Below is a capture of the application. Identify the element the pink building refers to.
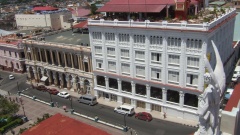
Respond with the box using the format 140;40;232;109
0;40;25;73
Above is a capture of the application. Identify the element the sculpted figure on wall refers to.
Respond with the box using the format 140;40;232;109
195;41;226;135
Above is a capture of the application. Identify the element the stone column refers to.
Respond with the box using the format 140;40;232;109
47;70;53;85
57;51;61;66
166;5;170;18
71;53;74;68
94;75;97;89
30;48;34;61
117;78;122;93
162;88;167;104
64;52;67;67
26;65;31;79
105;76;109;90
146;84;150;100
66;75;71;90
195;5;198;15
50;50;54;65
131;81;135;96
87;57;91;72
39;48;42;62
179;91;185;108
72;75;77;91
33;69;38;82
24;47;28;60
77;55;81;70
44;49;48;63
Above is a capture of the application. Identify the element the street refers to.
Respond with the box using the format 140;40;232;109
0;71;197;135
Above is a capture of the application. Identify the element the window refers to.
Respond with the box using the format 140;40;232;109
92;32;102;39
96;60;103;69
134;35;145;43
168;71;179;83
136;66;145;76
121;49;129;59
121;63;130;74
9;51;11;56
168;37;181;47
107;47;115;56
150;36;162;45
186;74;198;86
15;52;17;57
151;68;161;80
105;33;115;41
135;51;145;60
187;57;199;67
95;46;102;54
108;61;116;71
119;34;130;42
151;53;161;63
168;55;180;65
4;50;6;55
186;39;202;50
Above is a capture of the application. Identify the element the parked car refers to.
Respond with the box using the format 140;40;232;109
114;105;135;116
57;91;70;98
224;88;234;100
78;94;98;106
232;66;240;82
48;88;59;95
135;112;152;122
9;74;15;80
36;85;47;92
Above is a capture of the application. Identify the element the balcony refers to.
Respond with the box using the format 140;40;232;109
88;8;236;31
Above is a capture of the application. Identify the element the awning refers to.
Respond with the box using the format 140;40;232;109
40;76;48;82
73;21;88;28
97;4;166;13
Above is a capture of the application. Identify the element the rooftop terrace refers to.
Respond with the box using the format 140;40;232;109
89;7;236;31
32;29;90;46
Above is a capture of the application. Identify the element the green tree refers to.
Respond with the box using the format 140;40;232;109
0;96;20;115
90;4;98;15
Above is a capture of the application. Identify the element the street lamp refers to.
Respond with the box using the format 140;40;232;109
48;92;53;107
123;114;128;132
69;97;74;113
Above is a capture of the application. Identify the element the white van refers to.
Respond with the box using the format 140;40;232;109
114;105;135;116
77;94;98;106
232;66;240;82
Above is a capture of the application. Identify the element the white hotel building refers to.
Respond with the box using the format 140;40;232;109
88;1;237;120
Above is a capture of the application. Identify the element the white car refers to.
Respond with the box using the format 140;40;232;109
9;75;15;80
57;91;70;98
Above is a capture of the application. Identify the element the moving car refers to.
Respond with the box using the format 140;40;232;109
36;85;47;92
114;105;135;116
57;91;70;98
48;88;59;95
9;75;15;80
78;94;98;106
135;112;153;122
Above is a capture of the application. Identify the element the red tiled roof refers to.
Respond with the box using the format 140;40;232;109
21;113;111;135
67;7;74;12
106;0;175;5
73;21;88;28
98;4;166;13
33;6;58;11
224;84;240;111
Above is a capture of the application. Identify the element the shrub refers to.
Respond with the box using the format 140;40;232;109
0;118;23;133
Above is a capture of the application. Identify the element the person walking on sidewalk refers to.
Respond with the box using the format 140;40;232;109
55;102;59;108
163;112;167;119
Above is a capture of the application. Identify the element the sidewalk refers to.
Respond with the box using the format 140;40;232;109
30;81;198;127
3;94;130;135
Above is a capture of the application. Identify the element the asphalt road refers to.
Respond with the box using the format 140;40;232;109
0;71;197;135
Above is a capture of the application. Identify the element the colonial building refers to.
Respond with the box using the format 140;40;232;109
0;39;25;73
15;6;72;30
23;29;93;94
88;0;237;121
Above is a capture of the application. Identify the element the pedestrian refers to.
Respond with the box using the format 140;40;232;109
130;129;133;135
16;97;18;103
9;97;11;101
55;102;59;108
163;112;167;119
8;91;10;96
11;129;15;135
